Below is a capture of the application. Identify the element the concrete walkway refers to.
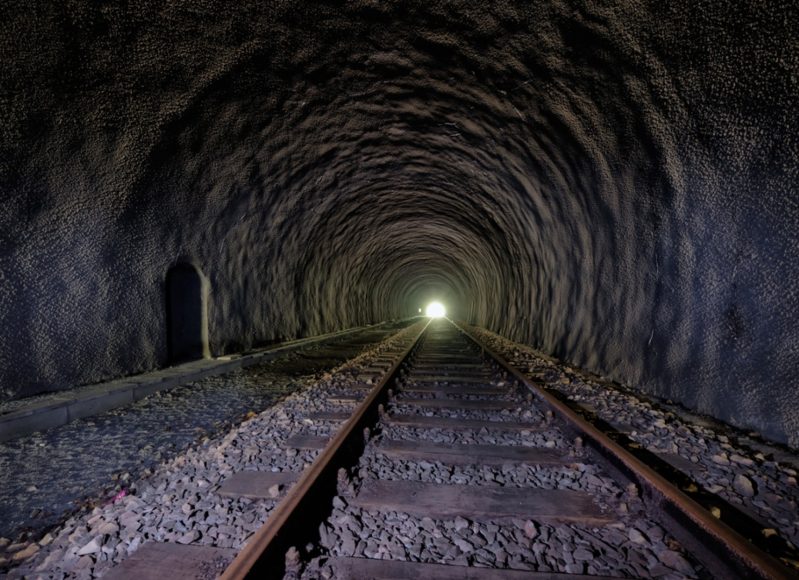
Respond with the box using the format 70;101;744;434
0;321;404;441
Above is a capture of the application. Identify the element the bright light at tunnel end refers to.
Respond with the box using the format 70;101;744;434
425;302;446;318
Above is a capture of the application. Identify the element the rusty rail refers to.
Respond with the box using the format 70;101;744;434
220;319;431;579
220;317;792;579
454;320;793;580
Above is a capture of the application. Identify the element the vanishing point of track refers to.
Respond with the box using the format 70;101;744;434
213;318;792;579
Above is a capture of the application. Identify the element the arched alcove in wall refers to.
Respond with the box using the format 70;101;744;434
165;263;210;363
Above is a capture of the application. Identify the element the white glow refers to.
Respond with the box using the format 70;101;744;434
425;302;446;318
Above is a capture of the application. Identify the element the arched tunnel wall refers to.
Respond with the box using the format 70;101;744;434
1;1;797;445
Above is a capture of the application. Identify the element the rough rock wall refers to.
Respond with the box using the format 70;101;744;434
1;1;797;445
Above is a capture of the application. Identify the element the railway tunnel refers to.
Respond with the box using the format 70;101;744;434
1;1;798;578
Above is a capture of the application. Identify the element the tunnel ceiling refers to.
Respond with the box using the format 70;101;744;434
1;1;798;445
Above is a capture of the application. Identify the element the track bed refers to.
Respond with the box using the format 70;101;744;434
44;319;791;580
212;320;792;579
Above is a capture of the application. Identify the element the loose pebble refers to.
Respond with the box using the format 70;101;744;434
468;326;799;550
1;324;418;578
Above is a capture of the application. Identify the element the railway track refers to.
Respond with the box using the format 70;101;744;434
0;321;417;578
109;319;791;579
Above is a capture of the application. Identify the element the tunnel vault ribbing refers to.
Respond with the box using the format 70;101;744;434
1;1;797;445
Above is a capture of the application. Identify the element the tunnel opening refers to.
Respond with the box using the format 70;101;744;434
425;301;446;318
165;263;210;363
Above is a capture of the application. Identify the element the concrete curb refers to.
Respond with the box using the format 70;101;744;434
0;320;410;442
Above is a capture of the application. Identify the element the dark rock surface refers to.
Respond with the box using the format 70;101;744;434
1;2;797;443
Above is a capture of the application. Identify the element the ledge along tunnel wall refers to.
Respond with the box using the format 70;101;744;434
0;1;797;446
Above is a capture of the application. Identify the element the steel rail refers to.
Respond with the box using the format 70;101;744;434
454;320;793;580
220;319;431;579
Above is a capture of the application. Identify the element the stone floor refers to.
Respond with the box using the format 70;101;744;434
0;323;419;578
2;322;797;577
468;325;799;565
0;327;404;547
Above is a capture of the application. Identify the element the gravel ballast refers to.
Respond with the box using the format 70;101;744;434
0;324;419;577
6;319;787;578
300;322;705;579
466;325;799;558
